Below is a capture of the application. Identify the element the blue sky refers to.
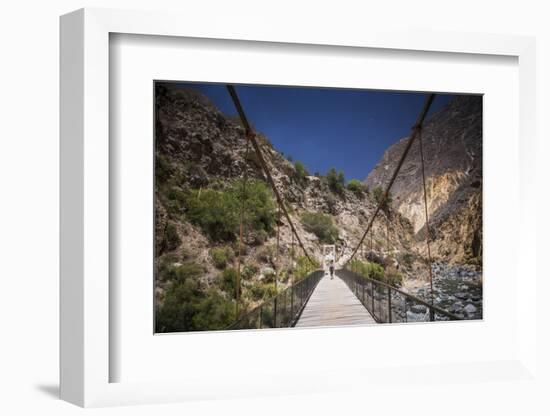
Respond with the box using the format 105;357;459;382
175;82;454;181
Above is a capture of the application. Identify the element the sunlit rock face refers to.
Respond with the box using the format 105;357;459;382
365;96;482;267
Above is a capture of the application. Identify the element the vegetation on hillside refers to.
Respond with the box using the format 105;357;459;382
293;160;309;184
325;167;346;195
210;246;234;269
300;211;339;244
294;256;320;280
155;260;237;332
347;179;367;198
349;259;403;287
163;179;277;242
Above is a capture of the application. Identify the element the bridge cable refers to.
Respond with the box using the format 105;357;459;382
226;85;316;267
344;93;435;267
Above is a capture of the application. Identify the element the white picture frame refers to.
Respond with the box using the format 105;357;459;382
60;7;538;408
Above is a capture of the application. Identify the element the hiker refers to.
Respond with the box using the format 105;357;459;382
329;261;335;279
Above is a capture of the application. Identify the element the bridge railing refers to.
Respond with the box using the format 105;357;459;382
227;270;324;330
338;268;460;323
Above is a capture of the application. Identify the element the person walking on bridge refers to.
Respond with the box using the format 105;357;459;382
329;260;335;280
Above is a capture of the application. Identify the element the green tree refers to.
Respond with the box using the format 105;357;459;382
184;188;240;241
155;260;240;332
182;179;276;242
325;167;345;194
155;275;201;332
230;179;276;237
164;261;203;283
191;290;236;330
349;259;402;287
301;211;339;244
347;179;366;197
350;259;385;281
210;246;234;269
294;160;309;183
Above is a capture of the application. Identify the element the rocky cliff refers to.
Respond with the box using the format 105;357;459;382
364;96;482;267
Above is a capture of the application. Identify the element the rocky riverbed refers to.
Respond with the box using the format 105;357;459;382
407;262;483;320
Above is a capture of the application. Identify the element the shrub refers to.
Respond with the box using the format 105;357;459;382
157;253;179;277
221;267;238;295
372;186;392;212
294;256;320;281
210;247;233;269
182;179;276;242
191;290;236;330
347;179;366;197
262;268;276;283
294;161;309;183
350;259;384;281
156;282;236;332
248;281;276;301
250;229;268;246
325;167;345;194
162;182;193;218
159;261;203;283
279;268;291;283
163;223;181;251
349;259;403;287
230;179;276;236
155;277;200;332
183;188;239;241
162;185;187;217
155;262;237;332
167;187;187;206
242;264;258;280
301;211;339;244
248;282;265;301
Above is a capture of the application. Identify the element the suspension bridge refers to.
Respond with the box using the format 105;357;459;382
225;85;461;330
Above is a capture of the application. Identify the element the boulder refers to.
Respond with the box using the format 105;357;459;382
464;304;477;314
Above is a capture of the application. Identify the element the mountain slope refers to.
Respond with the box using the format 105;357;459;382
365;95;482;266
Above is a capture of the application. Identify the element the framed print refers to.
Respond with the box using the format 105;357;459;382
151;80;482;335
60;7;538;408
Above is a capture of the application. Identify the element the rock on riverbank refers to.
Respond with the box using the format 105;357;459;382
407;262;482;320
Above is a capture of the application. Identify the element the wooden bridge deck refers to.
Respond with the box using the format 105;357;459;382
295;272;377;328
